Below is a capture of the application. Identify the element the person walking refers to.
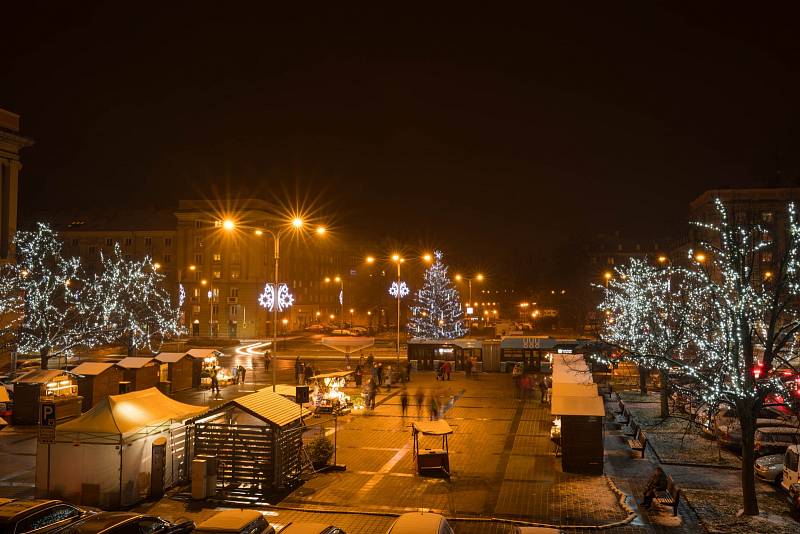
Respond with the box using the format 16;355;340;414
415;389;425;418
386;365;393;391
429;394;439;421
305;362;314;385
377;362;384;386
520;374;531;400
294;357;302;385
400;386;409;417
264;350;272;374
354;364;363;387
406;360;412;382
443;361;451;381
368;380;378;410
539;378;547;403
231;365;239;385
210;367;220;397
465;357;472;379
238;365;247;385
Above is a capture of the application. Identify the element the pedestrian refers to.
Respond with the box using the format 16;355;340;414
264;350;272;373
465;357;472;379
520;374;531;400
367;353;374;369
369;380;378;410
377;362;384;386
443;361;451;381
415;389;425;418
435;361;443;381
406;360;412;382
640;467;668;509
429;394;439;421
231;365;239;384
355;364;363;387
305;362;314;384
386;365;393;391
400;386;409;417
359;351;365;369
210;367;220;397
539;379;547;403
345;351;351;369
294;357;302;385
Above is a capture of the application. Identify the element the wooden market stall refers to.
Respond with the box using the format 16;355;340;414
185;348;222;388
36;387;205;508
309;371;354;415
116;357;159;392
192;389;311;502
550;353;605;475
71;362;124;412
11;370;82;425
412;419;453;478
155;352;193;392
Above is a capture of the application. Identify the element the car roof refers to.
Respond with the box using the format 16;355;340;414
0;500;63;522
195;510;263;532
66;512;142;534
388;512;445;534
756;427;800;435
278;522;333;534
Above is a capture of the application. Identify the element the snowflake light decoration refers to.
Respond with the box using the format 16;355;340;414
389;281;409;298
339;289;343;305
178;284;186;307
258;282;294;312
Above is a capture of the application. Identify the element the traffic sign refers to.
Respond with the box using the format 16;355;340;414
38;401;56;443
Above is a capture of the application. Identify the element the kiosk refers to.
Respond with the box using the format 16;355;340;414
412;420;453;478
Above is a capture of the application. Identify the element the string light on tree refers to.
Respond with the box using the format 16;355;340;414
408;250;466;339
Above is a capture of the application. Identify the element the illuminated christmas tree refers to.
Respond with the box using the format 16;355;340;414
408;250;466;339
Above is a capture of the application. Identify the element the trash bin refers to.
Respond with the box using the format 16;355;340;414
410;360;418;370
474;361;483;373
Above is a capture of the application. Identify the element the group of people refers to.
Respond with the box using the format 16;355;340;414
294;357;316;385
207;364;248;397
512;364;551;402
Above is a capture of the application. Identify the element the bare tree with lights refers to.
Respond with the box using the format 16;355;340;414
87;243;181;356
599;199;800;516
408;250;467;339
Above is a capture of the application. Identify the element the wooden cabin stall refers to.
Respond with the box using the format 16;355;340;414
71;362;124;412
185;349;222;388
116;357;159;392
192;389;311;503
11;370;82;425
155;353;193;392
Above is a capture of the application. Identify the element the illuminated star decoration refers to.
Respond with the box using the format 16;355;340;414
389;281;410;298
339;289;343;306
178;284;186;307
258;282;295;312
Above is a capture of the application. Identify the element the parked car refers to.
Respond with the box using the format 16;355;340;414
194;510;274;534
754;427;800;456
783;445;800;493
717;418;800;448
329;329;352;337
277;522;345;534
0;499;99;534
755;453;786;483
60;512;194;534
304;324;327;333
713;404;798;435
348;326;368;336
386;512;453;534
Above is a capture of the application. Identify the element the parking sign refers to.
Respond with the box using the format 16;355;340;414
38;401;56;443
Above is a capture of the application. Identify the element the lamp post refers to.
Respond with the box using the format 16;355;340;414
455;273;483;322
324;275;345;327
201;278;214;336
391;254;405;361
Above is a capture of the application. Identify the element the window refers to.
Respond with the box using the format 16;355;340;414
213;271;222;280
229;287;239;298
212;288;219;298
194;220;202;229
195;254;203;265
230;270;240;280
15;504;80;534
192;305;200;314
229;305;239;317
144;237;152;246
762;211;774;224
194;236;203;249
607;257;615;265
762;251;773;263
88;246;96;254
164;254;172;264
212;253;222;263
212;304;219;316
71;239;78;247
231;253;241;264
164;237;172;247
214;220;223;228
124;237;132;247
105;238;113;246
194;271;201;282
193;288;199;297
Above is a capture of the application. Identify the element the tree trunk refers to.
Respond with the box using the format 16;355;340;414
659;369;670;418
127;342;137;357
638;365;649;395
738;403;760;515
39;347;50;370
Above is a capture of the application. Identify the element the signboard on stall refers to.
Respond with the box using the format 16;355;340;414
38;401;56;443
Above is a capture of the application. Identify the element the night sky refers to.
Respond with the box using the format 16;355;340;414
3;3;800;280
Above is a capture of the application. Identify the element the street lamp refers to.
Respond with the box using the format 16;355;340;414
391;254;405;360
201;279;215;336
454;273;483;320
603;271;612;288
324;275;345;327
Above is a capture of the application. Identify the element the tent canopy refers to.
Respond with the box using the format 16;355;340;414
58;387;205;436
71;362;118;376
412;420;453;436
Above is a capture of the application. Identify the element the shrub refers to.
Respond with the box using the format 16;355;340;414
306;435;334;466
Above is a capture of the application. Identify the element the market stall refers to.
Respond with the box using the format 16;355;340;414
71;362;124;412
192;389;312;502
308;371;354;415
550;354;605;475
36;387;205;508
155;352;193;392
412;419;453;478
116;357;160;392
11;369;81;425
185;349;223;388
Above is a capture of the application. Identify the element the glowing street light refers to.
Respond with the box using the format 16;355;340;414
292;217;304;229
222;219;235;231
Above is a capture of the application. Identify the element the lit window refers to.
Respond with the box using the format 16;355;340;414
195;254;203;264
762;211;774;224
213;253;222;263
144;237;152;246
164;237;172;247
230;288;239;298
762;252;773;263
213;271;222;280
105;238;113;246
192;305;200;314
212;288;219;298
230;270;240;280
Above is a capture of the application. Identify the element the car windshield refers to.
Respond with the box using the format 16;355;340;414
787;450;800;471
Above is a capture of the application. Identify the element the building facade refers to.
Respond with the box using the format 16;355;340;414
53;199;359;337
0;108;33;262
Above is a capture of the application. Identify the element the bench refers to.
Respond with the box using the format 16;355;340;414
655;475;681;516
613;398;625;415
617;406;631;426
598;383;613;399
627;428;647;458
624;420;639;437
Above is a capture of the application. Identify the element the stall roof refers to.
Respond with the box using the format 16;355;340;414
553;382;598;397
412;420;453;435
116;357;155;369
408;338;483;349
58;387;205;436
155;352;188;363
11;369;67;384
186;348;221;359
551;395;605;417
552;354;593;385
71;362;118;376
259;384;303;398
0;387;9;403
221;389;311;427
